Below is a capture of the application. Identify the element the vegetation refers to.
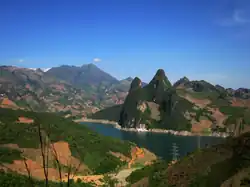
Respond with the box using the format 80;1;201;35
0;170;94;187
219;106;250;128
0;108;132;174
126;160;170;186
0;147;22;164
90;105;122;122
127;132;250;187
93;70;196;131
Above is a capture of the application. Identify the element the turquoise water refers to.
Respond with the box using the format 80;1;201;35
82;122;225;161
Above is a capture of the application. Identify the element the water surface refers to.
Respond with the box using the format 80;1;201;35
82;122;225;161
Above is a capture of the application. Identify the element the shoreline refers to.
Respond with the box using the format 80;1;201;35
74;118;229;138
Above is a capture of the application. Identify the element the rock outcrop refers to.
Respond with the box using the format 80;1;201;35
118;69;194;130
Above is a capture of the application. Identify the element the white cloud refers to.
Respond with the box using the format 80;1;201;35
93;58;102;63
19;59;24;63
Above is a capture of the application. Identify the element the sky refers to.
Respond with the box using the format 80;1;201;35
0;0;250;89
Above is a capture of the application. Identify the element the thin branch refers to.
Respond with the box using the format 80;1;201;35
51;142;63;187
37;122;49;187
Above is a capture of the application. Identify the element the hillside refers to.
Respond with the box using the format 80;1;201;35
0;107;137;186
45;64;119;90
91;69;250;135
127;132;250;187
0;65;133;117
0;107;159;186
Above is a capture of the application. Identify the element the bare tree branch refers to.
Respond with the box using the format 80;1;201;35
50;142;63;187
37;122;49;187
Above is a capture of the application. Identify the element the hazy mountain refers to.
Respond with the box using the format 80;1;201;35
45;63;119;88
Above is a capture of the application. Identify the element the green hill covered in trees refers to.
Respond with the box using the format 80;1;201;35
0;107;134;186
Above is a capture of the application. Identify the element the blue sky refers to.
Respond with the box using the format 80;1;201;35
0;0;250;89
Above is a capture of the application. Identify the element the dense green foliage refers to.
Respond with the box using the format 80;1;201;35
0;108;132;174
0;170;94;187
219;106;246;116
126;160;170;186
0;147;22;164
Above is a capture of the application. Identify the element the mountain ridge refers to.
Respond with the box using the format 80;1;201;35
1;64;250;124
91;69;250;136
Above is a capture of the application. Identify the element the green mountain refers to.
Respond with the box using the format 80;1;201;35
93;69;195;131
127;132;250;187
91;69;250;135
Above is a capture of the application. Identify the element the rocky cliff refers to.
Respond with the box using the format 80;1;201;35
118;69;194;130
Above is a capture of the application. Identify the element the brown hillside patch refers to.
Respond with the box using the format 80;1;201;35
0;98;18;109
50;141;90;173
208;107;227;127
191;119;212;133
231;97;250;108
180;94;211;108
3;159;63;181
1;141;90;179
16;117;34;124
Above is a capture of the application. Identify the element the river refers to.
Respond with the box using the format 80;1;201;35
82;122;225;161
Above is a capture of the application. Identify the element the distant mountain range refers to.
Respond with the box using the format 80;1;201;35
0;64;135;117
0;64;249;127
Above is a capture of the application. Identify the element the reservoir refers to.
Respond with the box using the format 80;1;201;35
82;122;225;161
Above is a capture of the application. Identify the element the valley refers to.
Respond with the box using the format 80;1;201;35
1;64;250;186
